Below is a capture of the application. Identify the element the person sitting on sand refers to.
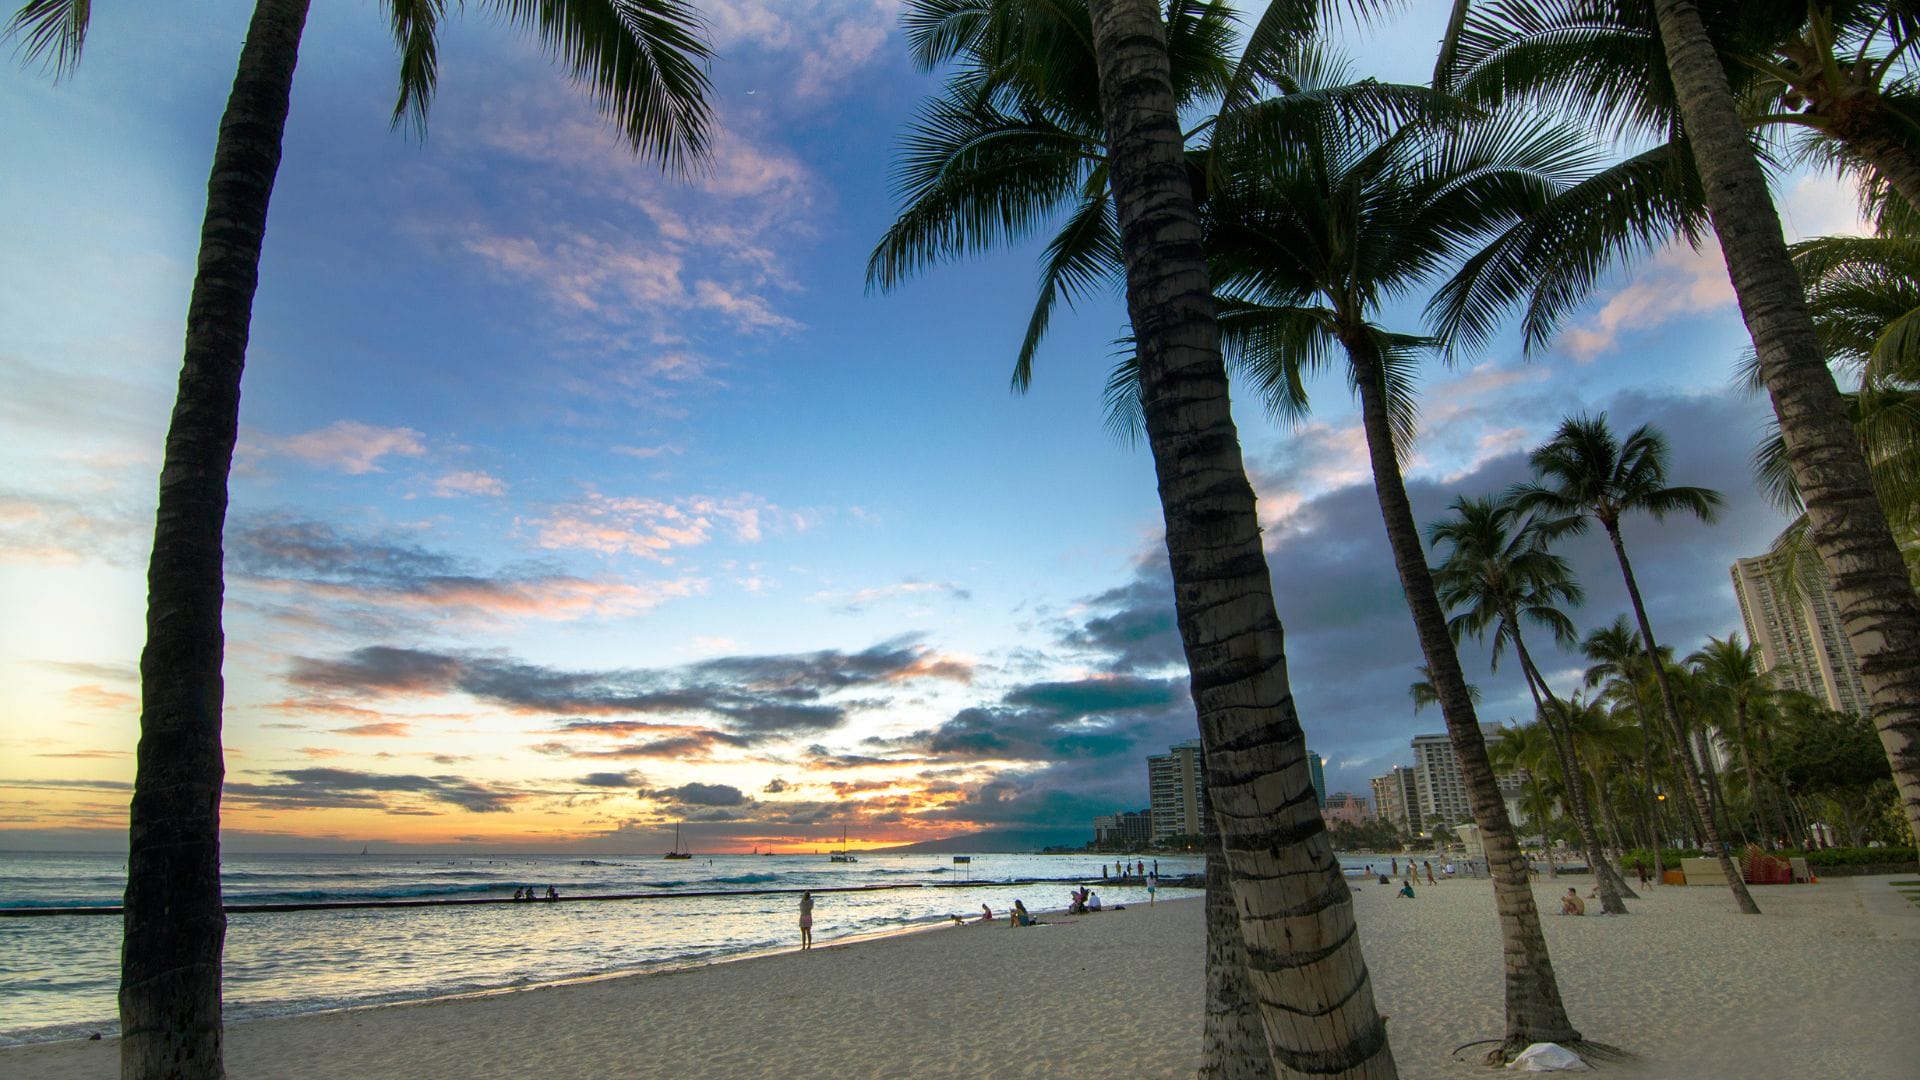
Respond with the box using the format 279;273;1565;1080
1397;881;1415;899
1010;899;1037;927
979;903;993;923
1561;888;1586;916
1087;891;1102;912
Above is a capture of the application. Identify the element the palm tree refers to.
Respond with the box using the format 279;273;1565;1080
1515;413;1760;910
876;3;1394;1072
1431;0;1920;847
1581;618;1687;882
1193;56;1593;1053
1428;493;1633;913
1434;1;1920;211
1489;721;1565;872
1689;634;1795;844
6;3;712;1075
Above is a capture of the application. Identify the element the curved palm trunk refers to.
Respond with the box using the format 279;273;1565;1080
1086;2;1392;1074
1599;521;1754;908
1352;353;1580;1052
1509;632;1629;914
122;1;313;1076
1654;0;1920;856
1199;830;1272;1080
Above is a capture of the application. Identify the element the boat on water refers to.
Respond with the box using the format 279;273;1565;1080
663;823;693;860
828;827;857;863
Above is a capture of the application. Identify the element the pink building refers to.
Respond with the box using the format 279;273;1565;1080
1321;791;1371;828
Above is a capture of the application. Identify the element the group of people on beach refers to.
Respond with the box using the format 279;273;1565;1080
510;886;558;901
1102;859;1155;882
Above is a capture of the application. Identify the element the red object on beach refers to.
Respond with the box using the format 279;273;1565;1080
1740;851;1792;885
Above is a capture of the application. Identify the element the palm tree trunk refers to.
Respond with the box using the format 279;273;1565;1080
121;2;313;1076
1086;2;1392;1074
1636;714;1665;883
1510;632;1629;913
1653;0;1920;855
1564;733;1638;898
1199;832;1273;1080
1351;351;1580;1051
1600;519;1760;910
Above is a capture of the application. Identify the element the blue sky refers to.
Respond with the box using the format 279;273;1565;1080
0;0;1858;852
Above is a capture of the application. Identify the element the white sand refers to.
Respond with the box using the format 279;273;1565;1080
9;876;1917;1079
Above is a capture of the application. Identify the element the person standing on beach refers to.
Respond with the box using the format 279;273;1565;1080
1424;860;1435;886
799;891;814;950
1146;872;1157;905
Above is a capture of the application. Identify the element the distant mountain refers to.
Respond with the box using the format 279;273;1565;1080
876;827;1088;854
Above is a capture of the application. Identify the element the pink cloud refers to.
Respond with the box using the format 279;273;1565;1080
1562;242;1735;360
533;492;776;560
265;420;426;475
433;470;507;498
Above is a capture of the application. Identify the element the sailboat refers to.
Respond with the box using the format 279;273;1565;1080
663;823;693;860
828;827;857;863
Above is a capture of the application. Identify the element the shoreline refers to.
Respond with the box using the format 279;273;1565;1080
9;878;1916;1078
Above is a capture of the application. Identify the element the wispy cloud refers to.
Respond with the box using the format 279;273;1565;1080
230;517;700;624
433;470;506;498
258;420;427;475
531;491;775;561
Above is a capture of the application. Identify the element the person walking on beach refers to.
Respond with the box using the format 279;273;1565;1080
799;891;814;950
1424;860;1435;886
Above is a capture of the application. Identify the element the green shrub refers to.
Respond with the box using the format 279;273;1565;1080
1797;846;1917;866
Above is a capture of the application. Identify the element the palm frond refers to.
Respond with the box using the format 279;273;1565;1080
387;0;447;136
5;0;89;79
1012;177;1119;391
484;0;713;172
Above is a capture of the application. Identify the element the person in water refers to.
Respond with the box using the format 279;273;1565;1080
799;891;815;949
545;885;558;900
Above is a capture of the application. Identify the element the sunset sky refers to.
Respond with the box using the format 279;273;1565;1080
0;1;1857;853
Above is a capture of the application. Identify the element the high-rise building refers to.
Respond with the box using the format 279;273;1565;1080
1410;727;1526;831
1369;765;1419;834
1092;809;1152;847
1730;546;1871;716
1147;739;1211;840
1307;751;1327;805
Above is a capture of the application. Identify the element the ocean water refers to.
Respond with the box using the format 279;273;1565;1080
0;850;1206;1044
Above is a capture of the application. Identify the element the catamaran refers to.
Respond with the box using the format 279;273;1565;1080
828;826;857;863
663;823;693;860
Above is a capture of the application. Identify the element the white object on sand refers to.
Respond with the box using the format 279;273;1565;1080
1505;1043;1589;1071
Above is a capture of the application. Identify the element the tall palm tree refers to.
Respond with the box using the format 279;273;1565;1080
1194;51;1592;1052
1431;0;1920;847
6;3;712;1075
877;3;1395;1072
1515;413;1760;910
1428;493;1633;913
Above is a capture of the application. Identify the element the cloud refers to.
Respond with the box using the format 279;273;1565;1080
229;517;698;623
289;639;972;746
0;491;145;565
433;470;507;497
224;767;526;814
332;722;411;737
1561;242;1735;360
763;778;790;793
259;420;427;475
577;770;645;788
530;491;777;560
642;782;748;807
822;579;973;612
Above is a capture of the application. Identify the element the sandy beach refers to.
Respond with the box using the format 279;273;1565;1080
9;875;1917;1079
